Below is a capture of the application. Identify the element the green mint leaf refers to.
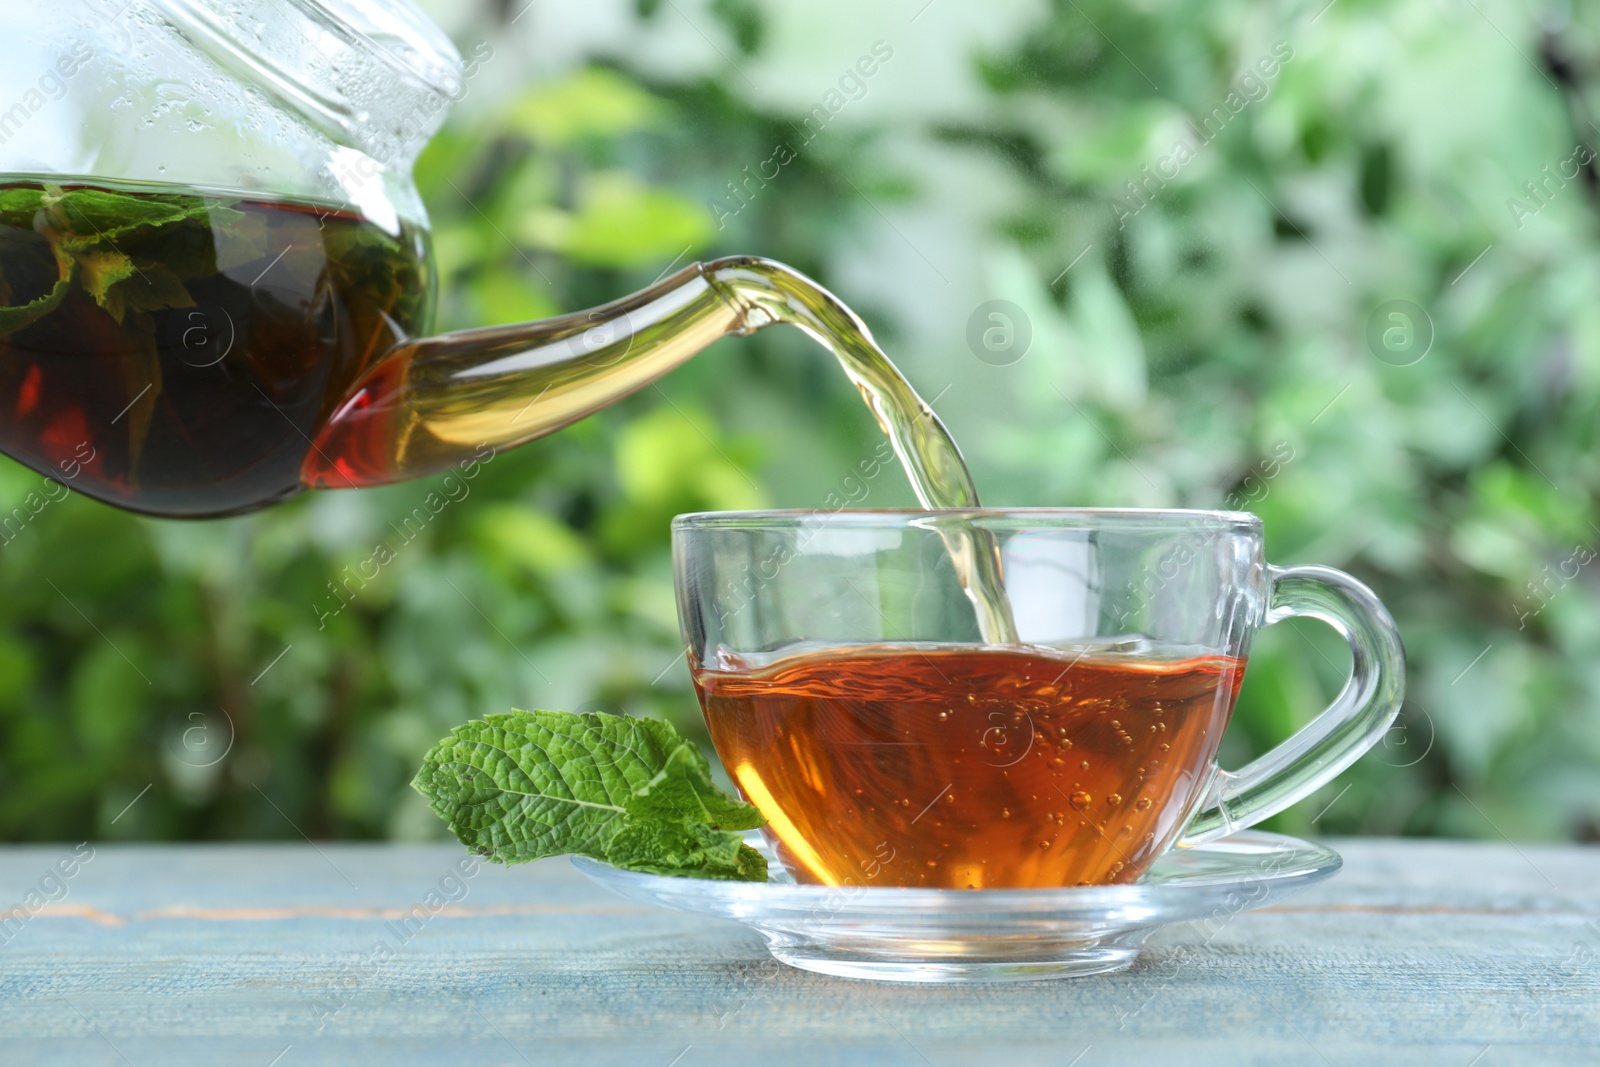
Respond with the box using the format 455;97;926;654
0;215;69;338
73;246;138;310
629;737;767;831
730;841;767;882
121;204;240;282
99;262;196;323
322;216;432;334
0;188;44;229
603;817;763;881
35;186;240;288
0;274;68;338
42;186;210;240
412;709;768;881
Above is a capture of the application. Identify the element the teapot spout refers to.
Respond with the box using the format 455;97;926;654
303;258;766;490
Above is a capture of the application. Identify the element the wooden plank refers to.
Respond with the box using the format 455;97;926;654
0;839;1595;1066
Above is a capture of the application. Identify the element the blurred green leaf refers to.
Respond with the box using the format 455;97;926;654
472;505;594;582
505;68;664;146
527;171;712;267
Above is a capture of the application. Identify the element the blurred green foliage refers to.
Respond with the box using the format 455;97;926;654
948;0;1600;843
2;0;1598;844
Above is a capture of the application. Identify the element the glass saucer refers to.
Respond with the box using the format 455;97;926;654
572;830;1340;983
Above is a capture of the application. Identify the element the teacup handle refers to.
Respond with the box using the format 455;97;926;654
1178;564;1406;847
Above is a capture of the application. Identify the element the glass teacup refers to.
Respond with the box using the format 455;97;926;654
673;509;1404;890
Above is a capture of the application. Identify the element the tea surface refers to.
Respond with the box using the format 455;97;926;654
0;179;428;516
695;644;1245;888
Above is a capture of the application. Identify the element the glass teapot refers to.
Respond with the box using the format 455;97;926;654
0;0;892;518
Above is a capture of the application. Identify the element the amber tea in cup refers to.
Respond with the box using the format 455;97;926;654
674;510;1404;891
695;644;1245;888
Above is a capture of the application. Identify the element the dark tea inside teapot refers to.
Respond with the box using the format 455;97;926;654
0;181;431;515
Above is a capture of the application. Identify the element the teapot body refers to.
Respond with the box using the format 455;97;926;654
0;0;461;515
0;1;845;520
0;0;461;233
0;179;435;515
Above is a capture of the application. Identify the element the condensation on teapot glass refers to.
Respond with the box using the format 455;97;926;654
0;0;462;233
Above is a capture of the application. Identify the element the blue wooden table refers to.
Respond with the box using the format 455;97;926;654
0;838;1595;1066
